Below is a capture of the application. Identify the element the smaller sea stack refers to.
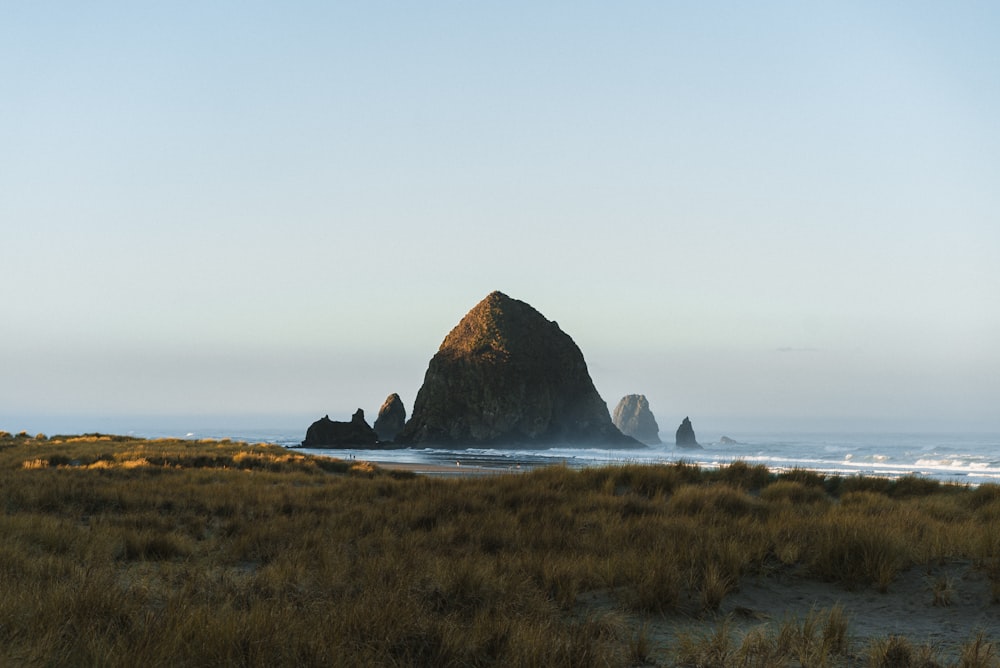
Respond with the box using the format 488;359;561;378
612;394;661;445
302;410;378;447
373;393;406;442
675;416;701;449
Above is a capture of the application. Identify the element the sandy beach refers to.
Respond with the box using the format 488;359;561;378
565;561;1000;662
715;561;996;660
370;460;528;477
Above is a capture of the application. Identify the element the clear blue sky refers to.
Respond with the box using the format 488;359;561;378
3;2;998;434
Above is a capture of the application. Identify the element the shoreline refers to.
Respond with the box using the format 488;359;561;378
369;460;529;477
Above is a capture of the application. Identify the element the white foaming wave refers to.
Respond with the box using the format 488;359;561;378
915;457;995;471
294;434;1000;484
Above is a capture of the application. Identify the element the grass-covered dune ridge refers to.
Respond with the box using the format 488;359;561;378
2;432;999;666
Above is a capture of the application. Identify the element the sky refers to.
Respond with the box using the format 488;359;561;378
3;2;999;436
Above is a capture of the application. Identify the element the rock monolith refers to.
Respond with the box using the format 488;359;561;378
612;394;661;445
398;291;638;448
373;393;406;442
675;416;701;448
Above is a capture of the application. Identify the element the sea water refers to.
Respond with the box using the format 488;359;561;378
16;417;996;484
159;427;1000;485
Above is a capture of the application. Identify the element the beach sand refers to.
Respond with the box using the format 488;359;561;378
371;460;527;477
722;561;999;646
573;560;1000;661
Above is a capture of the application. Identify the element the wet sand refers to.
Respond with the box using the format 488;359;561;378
371;460;528;477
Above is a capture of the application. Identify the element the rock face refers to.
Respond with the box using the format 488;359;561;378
398;291;638;448
302;410;378;447
373;393;406;442
719;436;739;445
612;394;661;445
675;416;701;448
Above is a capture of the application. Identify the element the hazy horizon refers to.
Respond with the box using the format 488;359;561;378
4;3;998;435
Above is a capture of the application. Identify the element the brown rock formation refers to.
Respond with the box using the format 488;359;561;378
675;416;701;449
398;291;639;448
612;394;661;445
302;410;378;447
373;393;406;442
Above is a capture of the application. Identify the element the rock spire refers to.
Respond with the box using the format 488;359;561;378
675;416;701;449
373;393;406;442
612;394;661;445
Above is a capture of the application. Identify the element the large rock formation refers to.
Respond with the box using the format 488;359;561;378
302;410;378;447
612;394;661;445
397;291;639;448
373;393;406;442
675;416;701;449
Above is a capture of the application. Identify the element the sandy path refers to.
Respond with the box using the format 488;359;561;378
723;561;998;648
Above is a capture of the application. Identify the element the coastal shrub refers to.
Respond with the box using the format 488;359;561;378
758;605;853;665
890;474;941;498
968;483;1000;511
674;619;736;667
118;529;194;561
621;558;683;613
668;483;763;518
867;635;922;668
806;510;911;591
841;475;893;496
580;461;700;498
959;631;998;668
780;467;828;489
713;460;772;490
760;480;830;507
698;562;733;612
839;490;897;515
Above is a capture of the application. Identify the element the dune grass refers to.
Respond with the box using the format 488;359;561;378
1;432;998;666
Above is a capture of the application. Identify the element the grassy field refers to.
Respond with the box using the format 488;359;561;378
1;431;999;666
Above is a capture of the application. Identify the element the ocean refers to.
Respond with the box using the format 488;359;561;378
10;416;997;484
122;425;999;485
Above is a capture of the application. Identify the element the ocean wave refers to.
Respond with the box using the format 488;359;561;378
213;429;1000;485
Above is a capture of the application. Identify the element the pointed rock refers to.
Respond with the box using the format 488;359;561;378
398;291;639;448
675;416;701;449
612;394;661;445
373;393;406;442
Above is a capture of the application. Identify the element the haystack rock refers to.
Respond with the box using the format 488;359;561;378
397;291;639;448
675;416;701;448
302;409;378;447
612;394;661;445
373;393;406;442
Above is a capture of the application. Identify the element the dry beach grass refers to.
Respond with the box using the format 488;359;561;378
1;431;999;666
